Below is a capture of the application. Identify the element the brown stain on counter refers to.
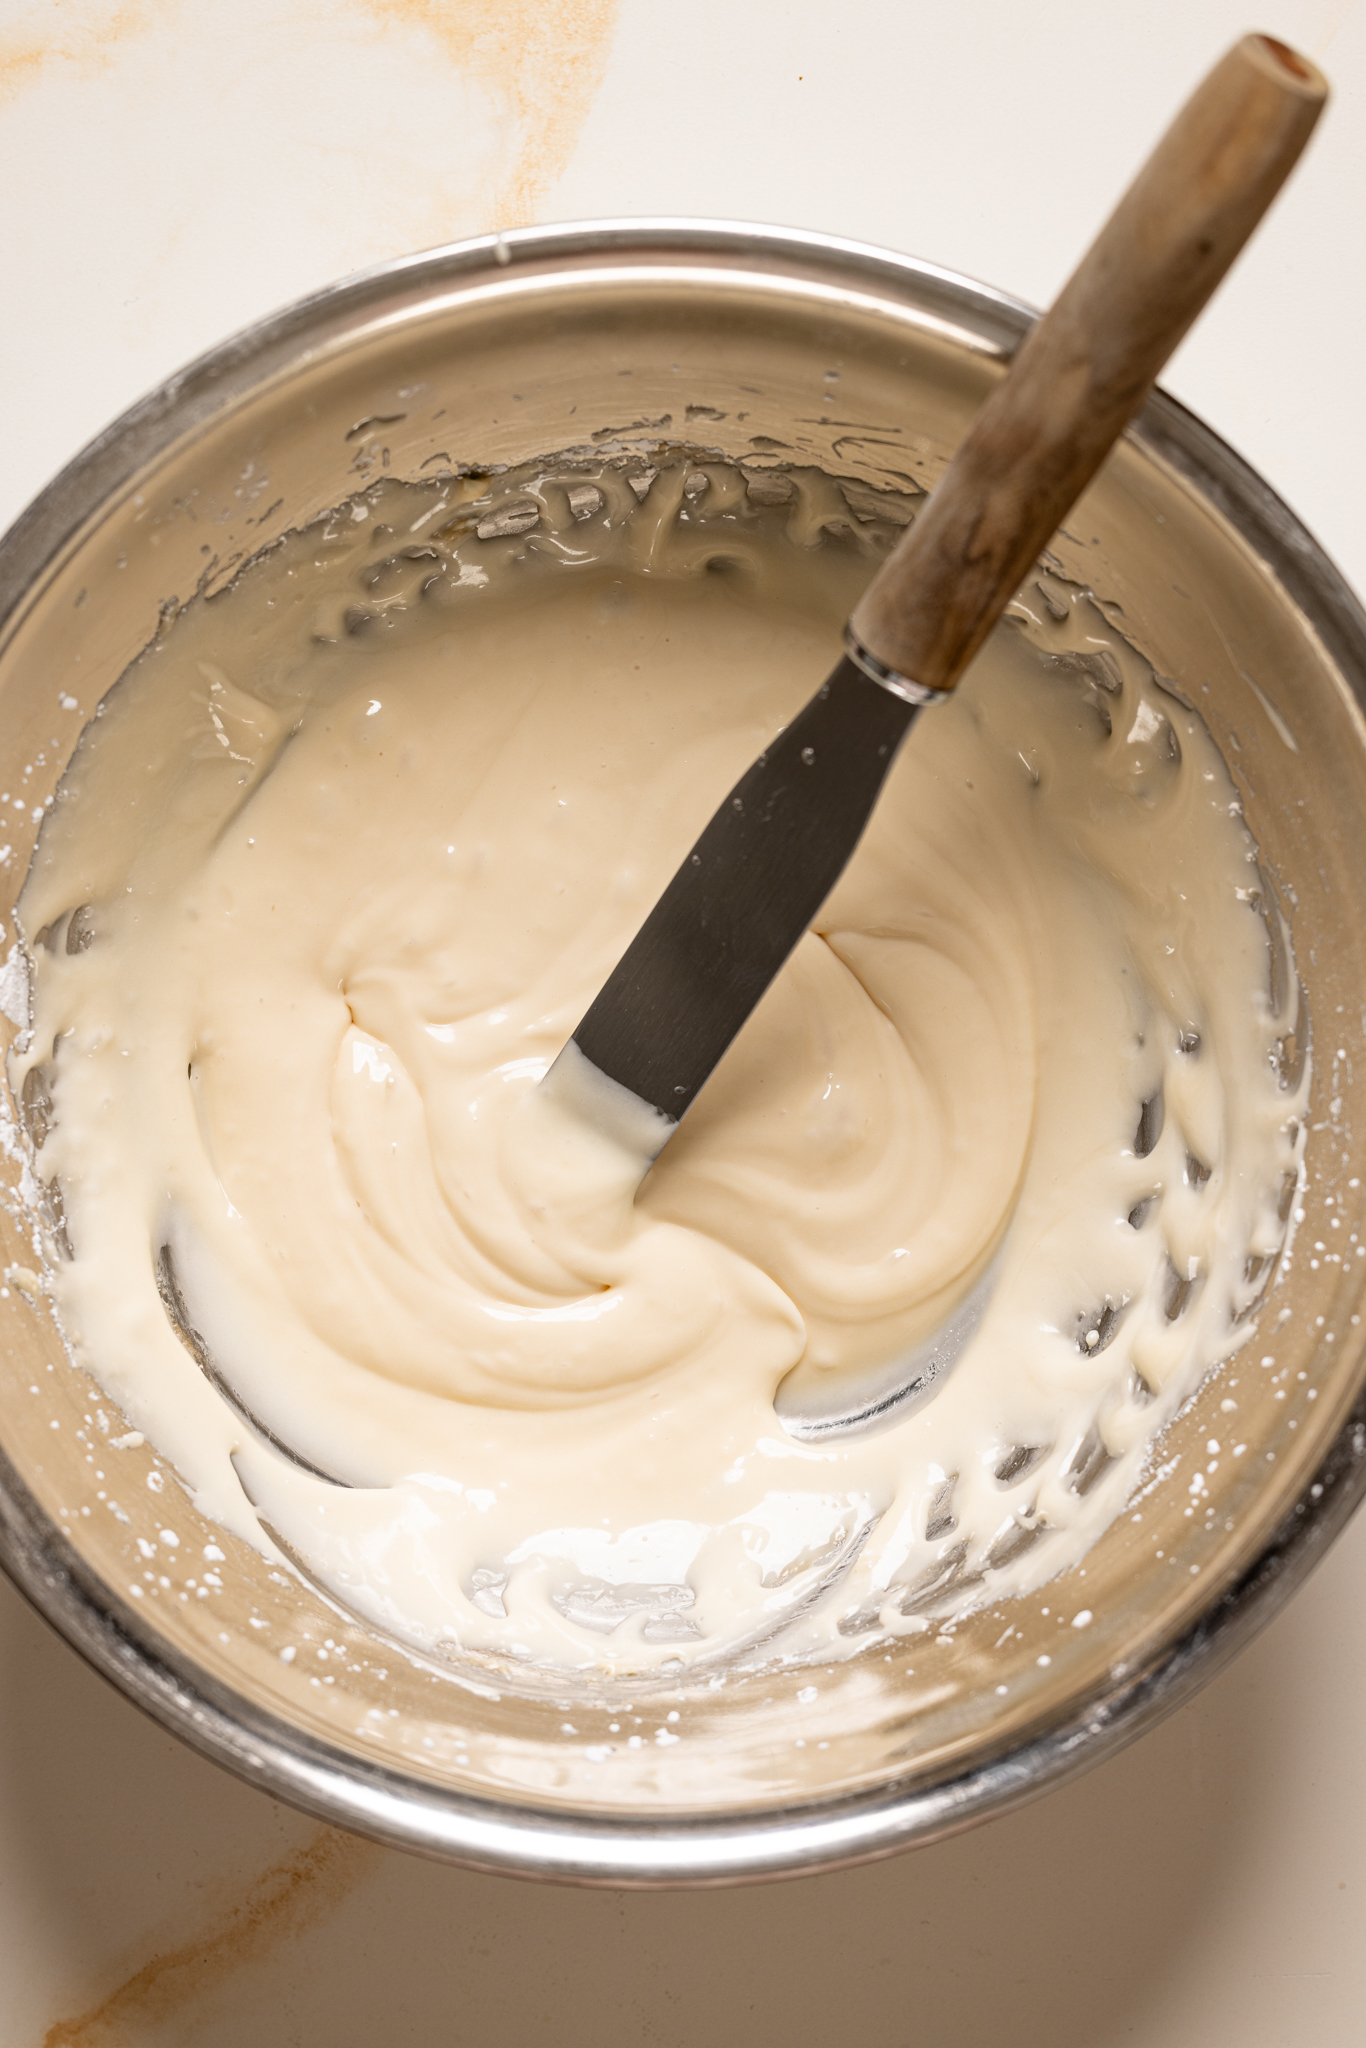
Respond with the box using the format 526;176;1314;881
360;0;622;225
0;2;153;105
40;1827;375;2046
2;0;621;235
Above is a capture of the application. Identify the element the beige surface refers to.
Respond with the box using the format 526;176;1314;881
3;1511;1366;2045
2;1;1366;2040
1;0;1363;594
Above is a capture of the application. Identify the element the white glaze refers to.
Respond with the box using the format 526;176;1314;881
15;462;1307;1673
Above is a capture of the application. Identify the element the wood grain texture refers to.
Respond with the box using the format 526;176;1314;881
849;34;1328;693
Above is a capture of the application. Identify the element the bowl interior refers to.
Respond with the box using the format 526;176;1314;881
1;226;1365;1881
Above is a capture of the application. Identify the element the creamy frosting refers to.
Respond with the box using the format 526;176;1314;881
14;457;1307;1674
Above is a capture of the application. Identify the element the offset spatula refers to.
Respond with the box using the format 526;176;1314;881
551;34;1326;1158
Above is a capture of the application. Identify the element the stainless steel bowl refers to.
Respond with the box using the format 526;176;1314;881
2;222;1365;1887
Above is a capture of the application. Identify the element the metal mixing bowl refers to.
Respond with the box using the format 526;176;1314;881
2;223;1365;1886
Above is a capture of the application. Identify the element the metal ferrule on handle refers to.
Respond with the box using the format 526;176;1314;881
841;625;951;707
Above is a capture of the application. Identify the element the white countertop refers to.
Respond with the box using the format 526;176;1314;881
2;2;1365;2039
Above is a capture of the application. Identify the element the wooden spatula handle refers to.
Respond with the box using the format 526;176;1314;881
848;33;1327;695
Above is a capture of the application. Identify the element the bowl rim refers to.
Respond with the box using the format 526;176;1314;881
3;217;1366;1888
